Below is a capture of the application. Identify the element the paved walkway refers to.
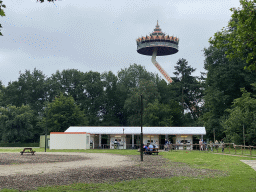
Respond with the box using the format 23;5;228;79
240;160;256;171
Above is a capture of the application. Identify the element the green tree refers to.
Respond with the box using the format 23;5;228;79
0;81;4;107
209;0;256;70
3;69;47;113
47;69;86;104
224;88;256;145
0;105;34;143
47;70;104;126
202;44;256;141
100;71;121;126
124;79;160;126
172;58;203;121
41;93;88;133
144;99;173;126
83;71;104;125
117;64;157;125
0;1;6;36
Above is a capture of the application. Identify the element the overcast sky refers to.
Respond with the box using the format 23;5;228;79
0;0;241;86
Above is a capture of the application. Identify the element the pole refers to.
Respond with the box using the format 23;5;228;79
213;128;215;142
243;124;245;150
45;126;47;152
140;94;143;161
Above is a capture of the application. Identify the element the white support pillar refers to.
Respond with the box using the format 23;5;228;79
201;135;203;141
99;134;101;148
132;134;134;149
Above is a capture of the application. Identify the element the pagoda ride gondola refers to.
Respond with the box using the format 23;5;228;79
136;21;179;83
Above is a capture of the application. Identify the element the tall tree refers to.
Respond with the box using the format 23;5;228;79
0;81;4;107
209;0;256;70
202;44;256;141
0;105;34;143
124;79;160;126
117;64;157;125
172;58;203;121
3;69;47;113
224;88;256;145
40;93;88;133
83;71;104;125
100;71;121;126
47;69;86;104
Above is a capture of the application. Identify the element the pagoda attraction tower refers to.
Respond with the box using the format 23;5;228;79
136;21;179;83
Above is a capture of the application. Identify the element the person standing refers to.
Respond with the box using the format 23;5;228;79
164;139;169;151
220;139;225;152
215;140;219;151
199;139;203;151
203;140;207;151
209;141;213;151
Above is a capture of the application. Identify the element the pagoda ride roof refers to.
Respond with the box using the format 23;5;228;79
136;21;179;56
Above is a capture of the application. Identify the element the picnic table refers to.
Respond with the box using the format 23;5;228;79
145;149;159;155
138;148;159;155
20;148;36;155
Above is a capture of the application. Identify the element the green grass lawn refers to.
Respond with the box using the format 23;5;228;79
1;149;256;192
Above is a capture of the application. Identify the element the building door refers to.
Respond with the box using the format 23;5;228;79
101;134;109;149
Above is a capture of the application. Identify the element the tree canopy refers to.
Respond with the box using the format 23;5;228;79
41;93;88;133
224;88;256;145
209;0;256;70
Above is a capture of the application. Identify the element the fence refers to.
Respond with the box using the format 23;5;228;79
92;143;256;156
167;143;256;157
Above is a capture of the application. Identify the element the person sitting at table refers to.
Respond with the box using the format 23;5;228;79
149;143;154;151
154;141;159;149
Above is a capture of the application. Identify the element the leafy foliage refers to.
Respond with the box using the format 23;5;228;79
172;58;203;122
0;0;6;36
41;93;88;133
209;0;256;70
224;88;256;145
202;43;256;141
0;105;34;143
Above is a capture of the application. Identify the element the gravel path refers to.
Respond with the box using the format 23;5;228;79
0;152;226;191
0;152;135;176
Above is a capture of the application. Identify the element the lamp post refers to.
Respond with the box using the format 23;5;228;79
45;126;47;152
40;107;47;152
140;94;143;161
213;128;215;142
243;124;245;150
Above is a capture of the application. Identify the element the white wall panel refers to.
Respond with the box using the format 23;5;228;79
50;133;90;150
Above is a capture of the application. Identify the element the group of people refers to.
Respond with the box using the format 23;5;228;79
199;139;225;152
142;143;159;154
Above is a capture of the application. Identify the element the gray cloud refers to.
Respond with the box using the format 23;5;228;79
0;0;241;86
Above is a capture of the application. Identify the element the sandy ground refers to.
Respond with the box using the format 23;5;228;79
0;152;136;176
0;152;231;191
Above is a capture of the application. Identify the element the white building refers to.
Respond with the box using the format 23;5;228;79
65;126;206;150
50;132;90;150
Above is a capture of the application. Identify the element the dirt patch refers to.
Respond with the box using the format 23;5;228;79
0;153;89;165
0;153;227;191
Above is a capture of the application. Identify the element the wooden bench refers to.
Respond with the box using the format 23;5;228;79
145;150;159;155
137;148;159;155
20;148;36;155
